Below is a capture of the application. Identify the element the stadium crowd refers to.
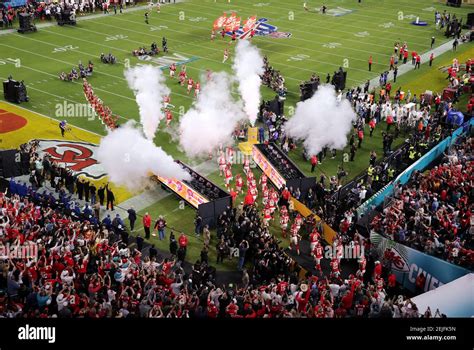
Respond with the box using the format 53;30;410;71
0;184;445;318
371;136;474;269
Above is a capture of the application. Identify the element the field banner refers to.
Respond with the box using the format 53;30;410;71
156;176;209;209
252;145;286;190
370;232;470;293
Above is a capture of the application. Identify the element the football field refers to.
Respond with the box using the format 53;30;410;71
1;0;473;270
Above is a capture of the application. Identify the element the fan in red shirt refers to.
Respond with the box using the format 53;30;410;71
178;233;188;249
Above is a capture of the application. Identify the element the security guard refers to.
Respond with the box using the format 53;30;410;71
367;165;375;177
387;167;395;181
408;146;417;160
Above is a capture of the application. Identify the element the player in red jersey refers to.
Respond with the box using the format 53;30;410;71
194;81;200;97
178;70;186;86
224;164;233;188
169;63;177;78
280;209;289;238
330;256;340;278
187;77;194;94
312;241;324;272
309;229;321;253
290;224;301;255
263;205;272;227
165;109;173;127
235;174;243;193
218;152;226;176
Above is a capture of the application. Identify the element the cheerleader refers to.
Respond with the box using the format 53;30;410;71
243;157;250;175
165;109;173;127
223;48;229;63
194;81;200;97
169;63;177;78
235;174;243;193
225;146;234;164
163;95;171;109
224;164;233;188
218;152;226;176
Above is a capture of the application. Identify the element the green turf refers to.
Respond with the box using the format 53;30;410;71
2;0;473;270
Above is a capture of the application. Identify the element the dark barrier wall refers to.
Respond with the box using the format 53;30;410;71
198;196;232;229
0;150;29;178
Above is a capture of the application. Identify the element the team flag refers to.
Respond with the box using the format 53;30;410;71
213;13;227;29
224;12;238;32
243;15;257;32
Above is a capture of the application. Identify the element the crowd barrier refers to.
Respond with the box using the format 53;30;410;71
357;118;474;218
370;232;471;293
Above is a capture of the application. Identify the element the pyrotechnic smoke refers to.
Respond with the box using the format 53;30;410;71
179;71;246;158
232;40;264;126
96;122;190;191
125;65;170;140
284;85;357;156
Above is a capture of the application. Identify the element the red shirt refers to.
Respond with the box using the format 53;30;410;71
178;235;188;248
310;155;318;166
143;215;151;228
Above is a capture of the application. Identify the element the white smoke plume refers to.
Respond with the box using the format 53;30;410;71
96;122;190;191
124;65;170;140
179;71;246;158
284;85;357;156
232;40;264;126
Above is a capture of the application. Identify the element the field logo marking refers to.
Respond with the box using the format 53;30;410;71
0;58;21;67
327;7;353;17
105;34;128;41
52;45;78;54
37;139;106;179
253;2;270;7
188;17;207;22
287;54;309;62
322;42;341;49
150;25;168;31
402;14;417;20
354;31;370;38
379;22;395;29
137;53;199;70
